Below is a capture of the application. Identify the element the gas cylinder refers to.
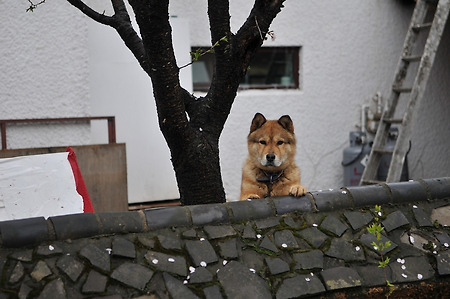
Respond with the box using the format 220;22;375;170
342;132;371;186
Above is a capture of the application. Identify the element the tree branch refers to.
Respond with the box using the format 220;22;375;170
66;0;148;73
67;0;114;26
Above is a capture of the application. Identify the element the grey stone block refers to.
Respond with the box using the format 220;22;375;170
217;261;271;299
274;230;299;249
218;238;238;259
382;210;410;232
387;181;427;204
79;243;111;272
259;235;279;253
321;266;362;290
255;217;280;230
276;274;325;299
226;199;273;221
0;217;49;247
163;272;199;299
343;211;373;231
56;255;84;282
436;251;450;275
97;211;146;234
203;285;223;299
111;262;154;291
112;237;136;259
320;215;348;237
345;184;390;208
189;266;213;283
293;250;324;270
356;265;391;287
185;239;218;267
298;227;329;248
420;177;450;201
38;278;66;298
82;270;108;294
203;225;236;239
412;205;433;227
310;189;352;211
50;213;99;241
265;257;290;275
360;233;397;255
389;256;434;283
325;239;365;262
188;203;230;226
144;251;187;276
145;206;190;230
272;195;313;215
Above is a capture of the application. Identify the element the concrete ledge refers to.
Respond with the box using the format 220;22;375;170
0;177;448;247
0;217;48;247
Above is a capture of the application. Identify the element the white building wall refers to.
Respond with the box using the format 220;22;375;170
1;1;449;203
170;0;450;200
0;1;91;148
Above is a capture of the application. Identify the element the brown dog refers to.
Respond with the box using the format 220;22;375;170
240;113;307;201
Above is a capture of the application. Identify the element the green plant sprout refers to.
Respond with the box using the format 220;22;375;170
367;205;395;296
180;36;228;70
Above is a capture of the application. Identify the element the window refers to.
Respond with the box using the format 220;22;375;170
191;47;300;91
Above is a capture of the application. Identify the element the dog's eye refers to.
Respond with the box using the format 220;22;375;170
277;141;284;145
259;140;267;145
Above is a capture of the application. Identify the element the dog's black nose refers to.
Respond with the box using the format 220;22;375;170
266;154;275;162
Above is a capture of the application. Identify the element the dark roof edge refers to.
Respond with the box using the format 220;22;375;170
1;177;449;248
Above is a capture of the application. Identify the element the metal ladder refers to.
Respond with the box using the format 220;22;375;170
360;0;450;185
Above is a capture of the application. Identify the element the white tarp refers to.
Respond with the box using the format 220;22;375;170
0;152;84;221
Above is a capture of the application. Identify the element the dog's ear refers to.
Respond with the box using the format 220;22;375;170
250;113;266;133
278;115;294;133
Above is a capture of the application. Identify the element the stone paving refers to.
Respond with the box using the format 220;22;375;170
0;177;449;298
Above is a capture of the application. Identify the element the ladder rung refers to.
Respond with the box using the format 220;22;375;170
402;55;422;62
412;22;432;32
361;179;384;185
392;86;412;93
373;147;394;154
383;118;403;124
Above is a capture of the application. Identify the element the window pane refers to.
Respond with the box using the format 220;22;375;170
192;47;299;91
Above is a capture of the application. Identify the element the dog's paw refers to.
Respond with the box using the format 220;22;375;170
241;194;261;201
289;185;307;197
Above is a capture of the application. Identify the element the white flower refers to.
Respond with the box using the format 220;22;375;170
281;243;288;248
223;260;228;266
200;261;207;267
355;246;361;251
401;265;406;270
377;211;382;217
256;234;262;239
200;238;205;241
189;266;196;273
152;259;159;265
305;277;311;282
313;224;318;227
168;258;175;263
183;280;188;284
48;245;55;251
444;243;449;248
249;268;256;273
412;205;418;209
373;246;378;250
417;274;423;280
401;273;408;278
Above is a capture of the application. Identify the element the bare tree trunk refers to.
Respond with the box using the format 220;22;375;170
67;0;286;205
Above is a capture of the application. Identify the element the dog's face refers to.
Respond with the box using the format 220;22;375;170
247;113;297;171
